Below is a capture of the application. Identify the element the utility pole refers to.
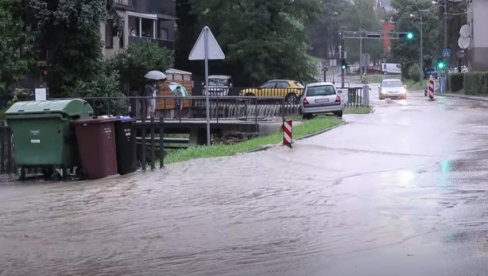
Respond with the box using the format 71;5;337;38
420;15;424;81
340;32;345;88
444;0;449;92
359;31;363;77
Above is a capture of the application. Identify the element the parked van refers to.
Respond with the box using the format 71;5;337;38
381;63;401;74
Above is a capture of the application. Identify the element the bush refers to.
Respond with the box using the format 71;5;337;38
407;64;421;82
464;72;488;95
70;69;127;116
449;73;464;93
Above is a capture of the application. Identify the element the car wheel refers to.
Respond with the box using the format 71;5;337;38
333;111;343;118
302;113;312;120
285;93;298;104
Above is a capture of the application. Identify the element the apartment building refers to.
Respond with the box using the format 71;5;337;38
101;0;176;59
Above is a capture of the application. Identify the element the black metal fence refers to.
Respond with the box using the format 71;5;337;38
62;95;299;122
0;125;15;174
337;87;370;108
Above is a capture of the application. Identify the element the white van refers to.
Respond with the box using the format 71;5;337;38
381;63;401;74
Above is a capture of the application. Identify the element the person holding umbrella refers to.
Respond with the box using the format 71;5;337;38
144;70;167;119
174;86;183;119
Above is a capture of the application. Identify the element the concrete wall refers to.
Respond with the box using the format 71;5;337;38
468;0;488;70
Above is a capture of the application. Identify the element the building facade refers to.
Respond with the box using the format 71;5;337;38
100;0;176;59
467;0;488;70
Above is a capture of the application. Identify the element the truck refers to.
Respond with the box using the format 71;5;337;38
381;63;401;74
205;75;233;96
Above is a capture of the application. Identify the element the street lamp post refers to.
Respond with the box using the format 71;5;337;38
410;13;425;81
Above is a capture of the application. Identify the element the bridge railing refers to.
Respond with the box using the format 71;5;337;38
54;95;300;121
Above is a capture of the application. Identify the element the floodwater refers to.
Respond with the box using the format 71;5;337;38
2;90;488;275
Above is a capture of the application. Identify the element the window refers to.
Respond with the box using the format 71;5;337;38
141;18;154;38
260;81;276;88
105;19;113;48
306;85;336;96
276;82;289;88
159;21;169;40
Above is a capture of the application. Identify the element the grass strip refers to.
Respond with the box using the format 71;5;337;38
164;116;342;164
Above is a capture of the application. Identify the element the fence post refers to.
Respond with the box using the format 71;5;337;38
150;116;155;170
141;117;146;171
159;114;164;168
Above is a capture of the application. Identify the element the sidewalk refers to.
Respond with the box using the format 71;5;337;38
438;92;488;102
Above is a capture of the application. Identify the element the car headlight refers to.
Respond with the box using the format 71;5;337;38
400;88;407;94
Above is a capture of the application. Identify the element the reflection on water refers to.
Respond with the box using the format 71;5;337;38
438;160;452;188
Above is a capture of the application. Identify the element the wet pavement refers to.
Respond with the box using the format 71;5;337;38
2;90;488;275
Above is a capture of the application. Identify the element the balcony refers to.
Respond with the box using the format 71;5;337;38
114;0;134;10
129;36;175;50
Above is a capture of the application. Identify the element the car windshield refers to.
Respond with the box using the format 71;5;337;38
382;80;403;87
209;78;228;86
306;85;335;96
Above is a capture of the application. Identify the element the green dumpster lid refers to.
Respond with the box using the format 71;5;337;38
5;99;94;118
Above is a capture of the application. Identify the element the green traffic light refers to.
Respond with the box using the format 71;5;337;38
438;62;445;69
406;32;414;40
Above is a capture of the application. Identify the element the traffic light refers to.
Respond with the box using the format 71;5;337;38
341;59;348;70
437;59;446;70
399;32;415;40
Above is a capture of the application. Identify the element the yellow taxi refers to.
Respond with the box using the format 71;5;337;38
240;79;304;104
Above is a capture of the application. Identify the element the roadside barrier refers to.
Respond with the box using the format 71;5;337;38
428;76;435;101
283;120;292;148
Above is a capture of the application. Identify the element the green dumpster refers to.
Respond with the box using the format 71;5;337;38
5;99;93;169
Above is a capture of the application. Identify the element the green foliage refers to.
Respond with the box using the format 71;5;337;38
342;0;383;63
449;73;464;92
306;0;349;59
464;72;488;95
29;0;109;97
107;43;174;95
164;116;342;164
390;0;441;69
407;64;421;82
189;0;320;84
70;68;126;116
0;0;35;94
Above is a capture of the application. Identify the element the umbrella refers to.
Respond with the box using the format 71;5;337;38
144;70;167;80
168;82;189;96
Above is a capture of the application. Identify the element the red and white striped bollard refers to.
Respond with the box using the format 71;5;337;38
283;120;292;148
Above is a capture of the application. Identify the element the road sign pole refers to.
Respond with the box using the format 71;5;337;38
204;28;211;146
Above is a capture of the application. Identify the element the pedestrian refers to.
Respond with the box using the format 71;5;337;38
174;86;183;119
144;80;157;119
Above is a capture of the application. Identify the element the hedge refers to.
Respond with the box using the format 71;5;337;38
449;73;464;93
464;72;488;95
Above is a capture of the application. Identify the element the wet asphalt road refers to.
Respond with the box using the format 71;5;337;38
2;90;488;275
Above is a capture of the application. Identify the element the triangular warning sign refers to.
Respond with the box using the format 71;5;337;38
188;26;225;61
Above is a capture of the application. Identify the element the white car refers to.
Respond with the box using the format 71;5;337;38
299;82;344;119
379;79;407;100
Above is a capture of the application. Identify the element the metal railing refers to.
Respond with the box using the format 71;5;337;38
60;95;299;122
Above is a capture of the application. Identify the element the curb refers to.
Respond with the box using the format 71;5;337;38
296;121;347;141
246;121;347;153
439;94;488;102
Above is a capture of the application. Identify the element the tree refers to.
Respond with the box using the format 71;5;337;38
107;43;174;95
306;0;350;60
188;0;322;85
0;0;34;95
390;0;442;75
341;0;384;65
28;0;109;97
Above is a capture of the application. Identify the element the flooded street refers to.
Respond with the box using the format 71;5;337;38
2;91;488;275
